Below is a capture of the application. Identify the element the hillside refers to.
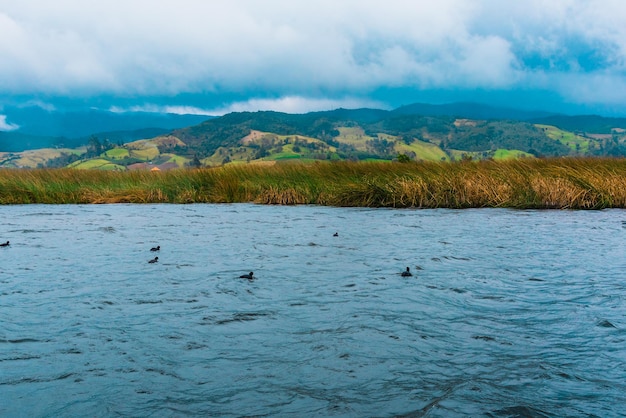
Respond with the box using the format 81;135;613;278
2;103;626;169
162;109;579;163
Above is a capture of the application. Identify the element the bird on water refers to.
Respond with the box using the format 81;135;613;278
150;246;160;252
148;257;158;264
240;272;254;280
401;267;412;277
0;241;9;247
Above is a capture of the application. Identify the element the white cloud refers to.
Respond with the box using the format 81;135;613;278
110;104;215;115
1;0;626;110
0;114;19;131
555;72;626;105
207;96;387;115
111;96;386;116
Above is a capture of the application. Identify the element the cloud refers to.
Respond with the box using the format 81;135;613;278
110;104;215;116
111;96;386;116
0;114;19;131
1;1;626;112
207;96;387;115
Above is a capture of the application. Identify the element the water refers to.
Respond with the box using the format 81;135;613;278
1;204;626;417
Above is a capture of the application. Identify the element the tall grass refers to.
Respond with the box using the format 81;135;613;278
2;158;626;209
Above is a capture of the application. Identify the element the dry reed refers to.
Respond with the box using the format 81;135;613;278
2;158;626;209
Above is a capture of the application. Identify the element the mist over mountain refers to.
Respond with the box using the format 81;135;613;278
0;106;211;152
528;114;626;134
391;102;556;121
9;106;209;137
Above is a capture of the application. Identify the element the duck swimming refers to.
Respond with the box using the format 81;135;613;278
0;241;9;247
148;257;158;264
401;267;412;277
239;272;254;280
150;246;160;252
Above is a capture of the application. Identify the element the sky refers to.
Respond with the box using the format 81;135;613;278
2;0;626;121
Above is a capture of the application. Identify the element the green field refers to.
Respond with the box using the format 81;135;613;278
161;153;191;167
396;139;449;161
129;147;159;160
68;159;125;170
536;124;590;153
335;127;375;152
104;148;131;159
492;149;534;159
266;144;304;160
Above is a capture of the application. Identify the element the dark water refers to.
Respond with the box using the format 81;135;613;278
1;204;625;417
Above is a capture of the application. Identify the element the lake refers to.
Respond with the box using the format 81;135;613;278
1;204;625;417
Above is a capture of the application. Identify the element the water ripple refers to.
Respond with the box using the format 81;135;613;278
0;205;625;416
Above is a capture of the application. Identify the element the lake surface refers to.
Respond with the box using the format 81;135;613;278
1;204;625;417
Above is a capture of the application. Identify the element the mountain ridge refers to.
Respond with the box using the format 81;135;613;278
3;102;626;169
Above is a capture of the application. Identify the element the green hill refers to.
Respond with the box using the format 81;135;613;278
4;104;626;169
168;109;573;162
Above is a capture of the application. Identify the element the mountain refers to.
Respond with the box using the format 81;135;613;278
0;131;66;153
167;107;572;161
3;102;626;169
3;106;211;138
308;107;390;123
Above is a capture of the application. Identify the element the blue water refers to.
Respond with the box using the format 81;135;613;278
1;204;625;417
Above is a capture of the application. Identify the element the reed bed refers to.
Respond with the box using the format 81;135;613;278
2;158;626;209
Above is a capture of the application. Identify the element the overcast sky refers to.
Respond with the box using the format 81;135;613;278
1;0;626;117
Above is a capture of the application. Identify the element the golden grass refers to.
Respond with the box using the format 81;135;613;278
1;158;626;209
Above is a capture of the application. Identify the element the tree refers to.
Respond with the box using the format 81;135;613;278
397;154;411;163
189;155;202;168
87;136;103;157
255;147;269;159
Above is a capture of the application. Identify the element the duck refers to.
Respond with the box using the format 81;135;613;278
401;267;412;277
0;241;9;247
239;272;254;280
148;257;158;264
333;232;339;237
150;245;160;252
